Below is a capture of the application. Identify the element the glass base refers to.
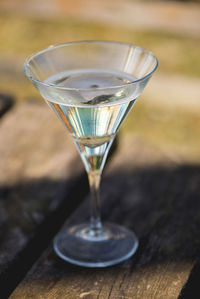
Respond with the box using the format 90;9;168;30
53;222;139;267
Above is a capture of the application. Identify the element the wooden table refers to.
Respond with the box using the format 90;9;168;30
0;99;199;299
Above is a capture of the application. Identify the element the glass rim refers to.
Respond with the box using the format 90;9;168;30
24;40;158;92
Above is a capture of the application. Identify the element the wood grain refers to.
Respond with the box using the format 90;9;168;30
10;134;200;298
0;101;84;297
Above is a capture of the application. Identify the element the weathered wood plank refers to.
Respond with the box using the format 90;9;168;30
0;101;85;297
10;134;200;298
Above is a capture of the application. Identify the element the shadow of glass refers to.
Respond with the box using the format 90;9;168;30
2;164;200;298
100;164;200;263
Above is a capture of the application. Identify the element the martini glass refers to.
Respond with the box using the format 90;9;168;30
24;41;158;267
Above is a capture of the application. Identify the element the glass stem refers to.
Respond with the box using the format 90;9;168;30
88;170;103;236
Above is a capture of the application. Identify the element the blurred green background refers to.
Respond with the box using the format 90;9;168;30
0;0;199;163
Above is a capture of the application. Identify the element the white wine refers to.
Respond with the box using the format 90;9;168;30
44;69;138;172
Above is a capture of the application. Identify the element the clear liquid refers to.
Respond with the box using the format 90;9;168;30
45;69;137;172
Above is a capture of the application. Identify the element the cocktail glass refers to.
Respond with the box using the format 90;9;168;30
24;41;158;267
